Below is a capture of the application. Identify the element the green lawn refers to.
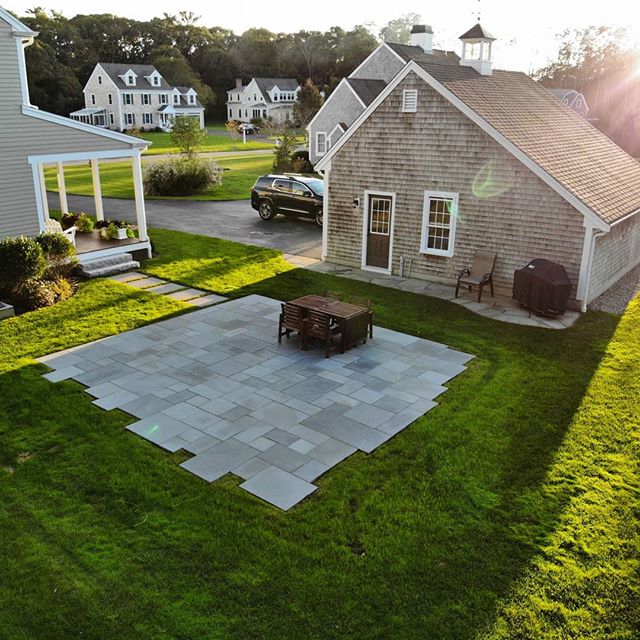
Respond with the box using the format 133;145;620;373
0;229;638;639
44;155;272;201
141;131;272;154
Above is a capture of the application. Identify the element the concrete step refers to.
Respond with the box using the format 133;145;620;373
79;254;141;279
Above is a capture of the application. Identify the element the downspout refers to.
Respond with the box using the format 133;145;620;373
581;228;606;312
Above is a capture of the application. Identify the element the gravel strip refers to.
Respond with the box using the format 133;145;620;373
588;263;640;314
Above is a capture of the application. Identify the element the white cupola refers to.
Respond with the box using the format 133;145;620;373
410;24;433;54
459;23;496;76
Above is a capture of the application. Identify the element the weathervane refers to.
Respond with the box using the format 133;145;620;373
476;0;482;23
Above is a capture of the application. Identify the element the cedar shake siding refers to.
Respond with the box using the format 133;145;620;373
309;82;364;164
589;215;640;300
326;73;587;306
350;45;404;82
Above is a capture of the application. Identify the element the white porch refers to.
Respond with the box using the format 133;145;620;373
29;148;151;261
69;107;108;128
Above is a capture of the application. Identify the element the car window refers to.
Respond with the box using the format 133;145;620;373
273;179;292;193
305;179;324;196
291;182;310;196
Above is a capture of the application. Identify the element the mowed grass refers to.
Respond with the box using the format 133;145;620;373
0;229;638;639
44;155;272;201
141;130;273;154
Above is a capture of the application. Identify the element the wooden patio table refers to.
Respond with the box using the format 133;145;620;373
288;294;371;353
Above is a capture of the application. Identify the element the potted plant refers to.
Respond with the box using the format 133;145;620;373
105;220;134;240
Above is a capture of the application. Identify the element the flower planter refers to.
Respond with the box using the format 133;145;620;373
116;228;128;240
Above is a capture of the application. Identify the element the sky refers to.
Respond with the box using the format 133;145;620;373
6;0;640;72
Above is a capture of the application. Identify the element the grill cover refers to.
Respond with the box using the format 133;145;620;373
512;259;572;316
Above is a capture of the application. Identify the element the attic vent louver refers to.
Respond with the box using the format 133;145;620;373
402;89;418;113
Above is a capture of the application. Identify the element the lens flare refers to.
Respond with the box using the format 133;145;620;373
472;158;515;199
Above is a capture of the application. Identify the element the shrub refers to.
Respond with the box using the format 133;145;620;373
143;158;223;197
74;213;94;233
36;232;78;279
170;115;206;158
13;279;56;311
0;236;46;292
48;276;74;303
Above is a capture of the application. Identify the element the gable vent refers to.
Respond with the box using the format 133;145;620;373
402;89;418;113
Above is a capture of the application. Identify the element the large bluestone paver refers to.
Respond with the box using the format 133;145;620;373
38;295;474;510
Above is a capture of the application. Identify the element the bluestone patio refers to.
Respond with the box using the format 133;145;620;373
39;295;473;509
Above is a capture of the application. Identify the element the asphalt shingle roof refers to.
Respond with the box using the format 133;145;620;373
386;43;460;66
98;63;173;90
253;78;300;103
418;61;640;224
346;78;388;106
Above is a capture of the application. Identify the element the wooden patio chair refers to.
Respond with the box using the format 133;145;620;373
455;251;497;303
278;303;306;347
304;310;342;358
45;217;77;247
349;294;373;339
323;290;344;301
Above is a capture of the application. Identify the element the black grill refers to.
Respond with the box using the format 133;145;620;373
512;259;572;316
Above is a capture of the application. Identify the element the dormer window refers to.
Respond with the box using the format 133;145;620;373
174;94;180;105
153;76;160;86
188;95;195;105
126;75;135;86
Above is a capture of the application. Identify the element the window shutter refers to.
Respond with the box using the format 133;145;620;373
402;89;418;113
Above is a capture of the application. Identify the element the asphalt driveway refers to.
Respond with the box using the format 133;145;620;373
48;194;322;258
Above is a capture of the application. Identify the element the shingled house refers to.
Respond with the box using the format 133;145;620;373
226;77;300;123
315;24;640;312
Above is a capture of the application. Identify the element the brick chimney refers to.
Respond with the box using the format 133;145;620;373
235;78;242;89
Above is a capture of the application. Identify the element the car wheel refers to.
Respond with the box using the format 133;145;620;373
258;200;275;220
314;207;323;227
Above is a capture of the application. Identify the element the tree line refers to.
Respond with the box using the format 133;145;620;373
19;9;379;119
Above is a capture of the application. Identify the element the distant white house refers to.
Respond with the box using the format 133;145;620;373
70;63;205;132
227;77;300;123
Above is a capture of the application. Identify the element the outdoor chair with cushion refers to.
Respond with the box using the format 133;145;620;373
349;294;373;339
304;310;342;358
455;251;497;303
45;217;77;247
278;303;306;347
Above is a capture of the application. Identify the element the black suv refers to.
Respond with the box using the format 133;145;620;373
251;174;324;227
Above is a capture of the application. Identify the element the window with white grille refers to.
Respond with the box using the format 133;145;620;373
316;131;327;156
420;191;458;256
143;113;153;125
402;89;418;113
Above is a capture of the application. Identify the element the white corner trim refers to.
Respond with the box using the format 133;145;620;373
321;169;330;261
361;189;396;274
31;163;47;232
0;6;38;36
22;105;150;148
16;38;31;106
576;221;594;303
317;60;610;233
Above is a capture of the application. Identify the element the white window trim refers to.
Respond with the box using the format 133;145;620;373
143;113;152;125
361;190;396;274
125;113;135;126
402;89;418;113
316;131;327;156
420;190;458;257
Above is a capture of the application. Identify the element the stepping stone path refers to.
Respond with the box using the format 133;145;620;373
39;295;475;511
108;272;227;308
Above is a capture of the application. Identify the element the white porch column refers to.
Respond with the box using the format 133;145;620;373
37;164;50;220
90;158;104;221
132;151;148;242
56;162;69;215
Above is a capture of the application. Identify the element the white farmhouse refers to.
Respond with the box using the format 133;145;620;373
227;77;300;123
71;63;205;132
